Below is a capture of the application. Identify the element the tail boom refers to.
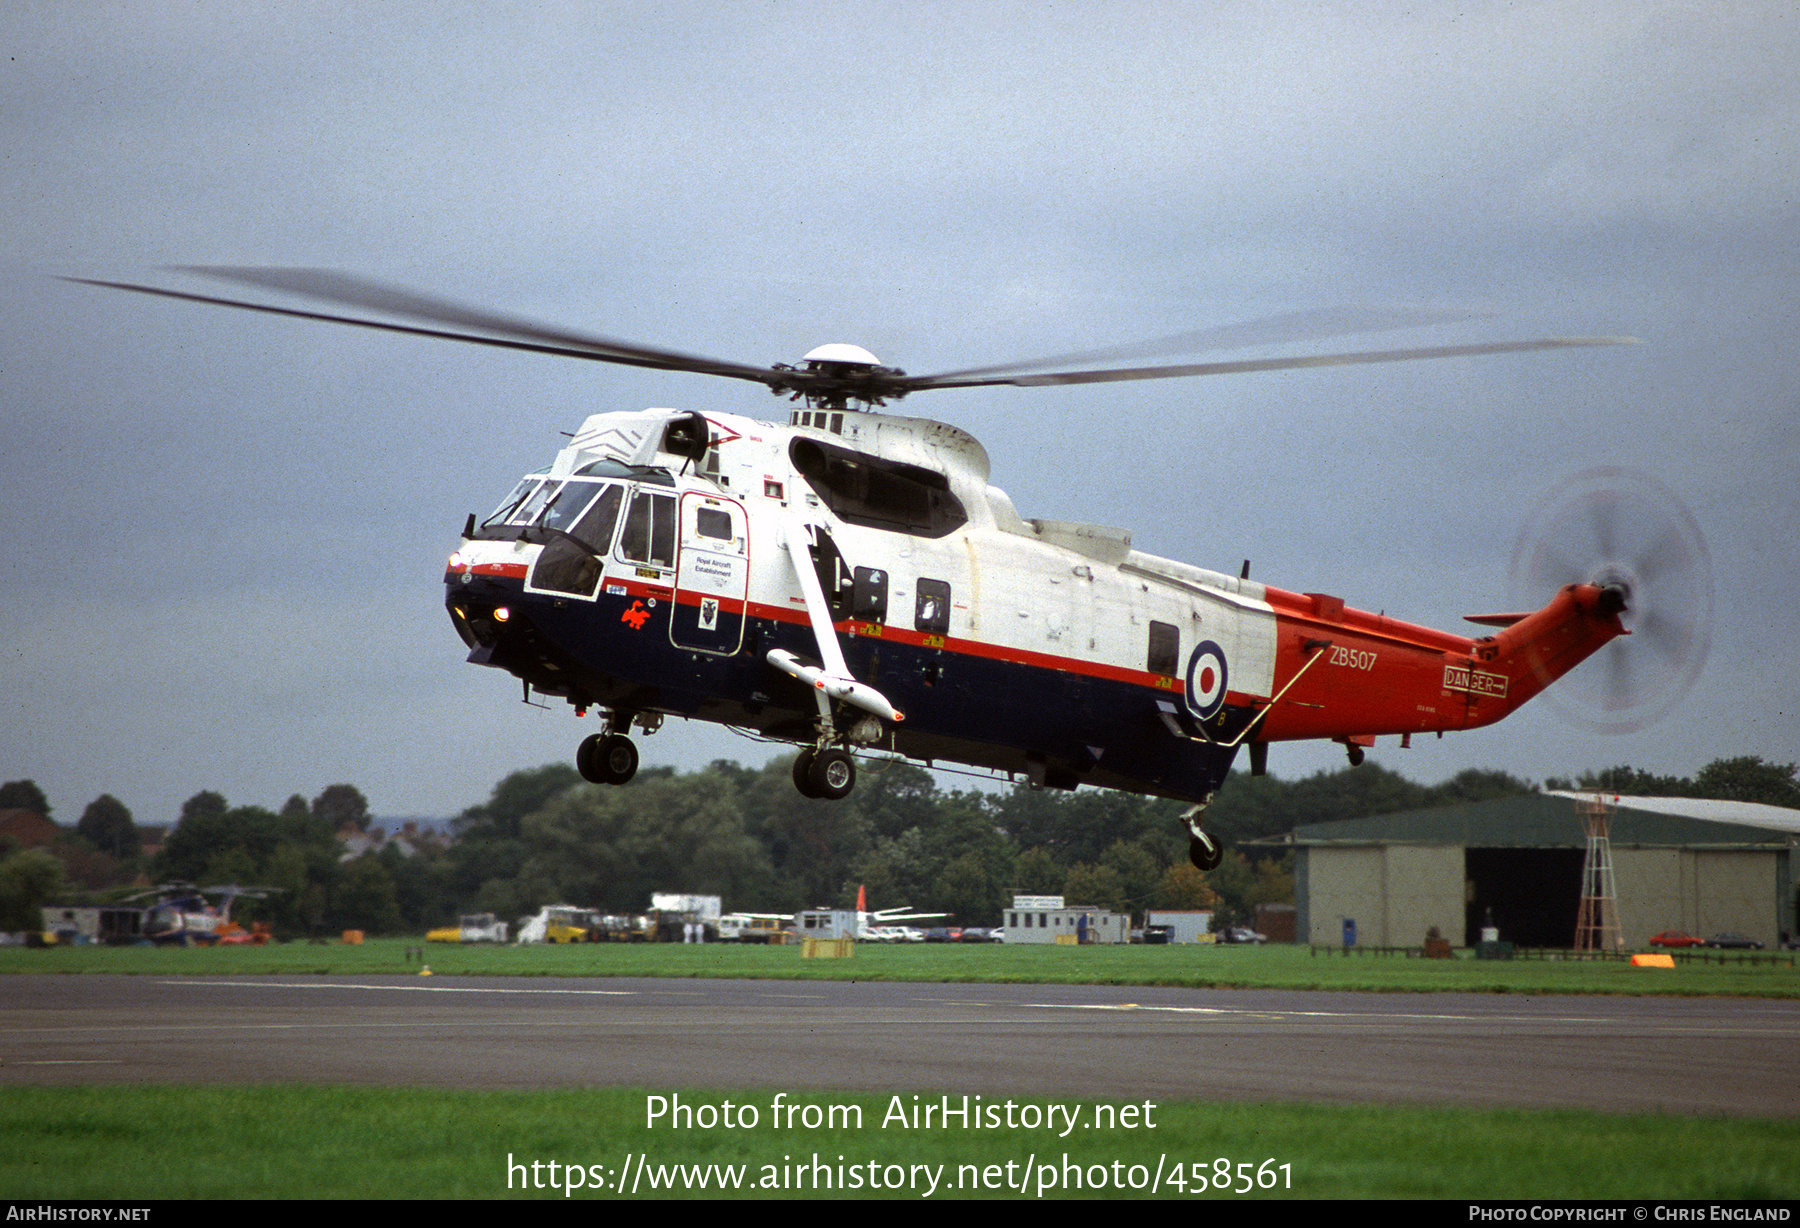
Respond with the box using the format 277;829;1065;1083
1251;582;1625;743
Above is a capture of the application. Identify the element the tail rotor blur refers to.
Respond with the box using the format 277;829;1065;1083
1509;467;1712;733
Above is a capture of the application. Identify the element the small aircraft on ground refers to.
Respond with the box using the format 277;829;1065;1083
72;269;1708;869
794;886;948;943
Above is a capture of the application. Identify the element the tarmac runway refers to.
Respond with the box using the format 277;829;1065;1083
2;975;1793;1116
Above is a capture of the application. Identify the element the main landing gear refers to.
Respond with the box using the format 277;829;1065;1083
577;732;638;785
576;711;658;785
1182;801;1223;871
792;745;856;801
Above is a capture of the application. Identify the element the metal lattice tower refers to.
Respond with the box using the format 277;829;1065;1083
1574;792;1624;952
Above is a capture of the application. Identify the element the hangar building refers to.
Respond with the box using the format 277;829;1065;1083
1286;793;1798;949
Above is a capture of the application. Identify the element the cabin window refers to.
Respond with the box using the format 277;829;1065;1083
852;567;888;623
808;527;855;618
619;491;677;568
1148;621;1180;676
788;438;967;538
695;506;733;541
915;578;951;634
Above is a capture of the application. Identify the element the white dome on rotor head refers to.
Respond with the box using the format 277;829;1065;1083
803;342;882;367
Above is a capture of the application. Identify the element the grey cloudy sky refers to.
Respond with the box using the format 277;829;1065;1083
3;2;1795;827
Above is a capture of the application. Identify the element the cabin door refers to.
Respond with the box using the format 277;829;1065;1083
670;492;749;655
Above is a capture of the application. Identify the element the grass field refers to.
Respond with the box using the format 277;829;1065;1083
4;936;1797;998
1;1085;1794;1200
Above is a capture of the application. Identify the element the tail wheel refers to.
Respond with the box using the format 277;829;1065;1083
1188;831;1223;872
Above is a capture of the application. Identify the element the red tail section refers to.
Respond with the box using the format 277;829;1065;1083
1256;583;1626;743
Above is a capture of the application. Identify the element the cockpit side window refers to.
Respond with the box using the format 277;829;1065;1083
538;480;598;534
618;490;677;568
570;484;624;554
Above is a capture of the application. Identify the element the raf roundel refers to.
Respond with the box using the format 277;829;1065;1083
1185;640;1229;720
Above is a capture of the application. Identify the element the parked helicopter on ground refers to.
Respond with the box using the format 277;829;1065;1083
72;269;1705;869
117;882;278;945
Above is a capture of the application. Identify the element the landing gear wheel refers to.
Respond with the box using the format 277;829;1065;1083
1188;830;1223;872
577;733;605;783
806;747;856;801
577;732;638;785
599;734;638;784
792;747;820;799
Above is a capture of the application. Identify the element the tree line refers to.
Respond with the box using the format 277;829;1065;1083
2;755;1793;937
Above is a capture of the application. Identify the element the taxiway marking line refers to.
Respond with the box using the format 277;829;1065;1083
1022;1002;1800;1032
159;980;636;996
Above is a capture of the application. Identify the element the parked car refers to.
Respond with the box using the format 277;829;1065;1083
1219;926;1267;945
1706;932;1764;949
1648;930;1706;948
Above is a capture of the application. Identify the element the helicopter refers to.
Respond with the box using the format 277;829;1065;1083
111;882;279;945
70;268;1698;871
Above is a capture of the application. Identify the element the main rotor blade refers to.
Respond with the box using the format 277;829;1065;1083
64;269;783;386
914;305;1492;383
901;336;1639;392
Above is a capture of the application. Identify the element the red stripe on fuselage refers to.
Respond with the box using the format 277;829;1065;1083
468;561;528;579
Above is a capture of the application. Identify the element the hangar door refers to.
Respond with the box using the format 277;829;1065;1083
1464;847;1584;947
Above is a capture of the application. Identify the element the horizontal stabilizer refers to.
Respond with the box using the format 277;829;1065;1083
1464;611;1530;628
